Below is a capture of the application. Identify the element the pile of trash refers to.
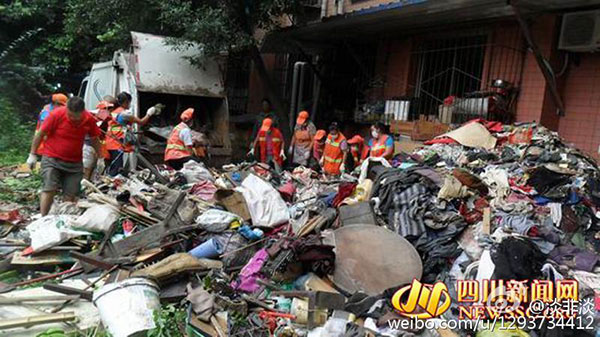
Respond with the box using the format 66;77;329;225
1;119;599;337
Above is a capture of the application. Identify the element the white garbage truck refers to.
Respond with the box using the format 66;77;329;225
78;31;231;166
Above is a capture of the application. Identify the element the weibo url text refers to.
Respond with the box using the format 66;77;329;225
387;315;595;331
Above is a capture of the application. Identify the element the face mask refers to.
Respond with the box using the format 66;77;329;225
371;130;379;139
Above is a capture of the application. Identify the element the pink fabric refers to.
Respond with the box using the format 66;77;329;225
189;180;218;201
231;248;269;292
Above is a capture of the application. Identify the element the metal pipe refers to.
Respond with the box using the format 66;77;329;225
297;62;307;121
289;62;302;129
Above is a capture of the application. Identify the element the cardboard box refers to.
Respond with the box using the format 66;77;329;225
390;120;414;136
411;116;450;141
214;189;251;221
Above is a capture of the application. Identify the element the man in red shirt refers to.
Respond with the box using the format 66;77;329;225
27;96;102;215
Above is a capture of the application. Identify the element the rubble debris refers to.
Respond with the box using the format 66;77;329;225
2;119;600;336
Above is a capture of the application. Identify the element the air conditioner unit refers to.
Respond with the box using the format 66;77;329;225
559;10;600;52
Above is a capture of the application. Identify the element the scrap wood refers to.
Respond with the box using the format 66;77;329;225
11;250;76;266
210;315;227;337
69;251;115;271
82;179;159;224
0;267;83;294
85;192;185;260
0;312;76;330
50;264;119;313
0;294;80;304
43;284;92;301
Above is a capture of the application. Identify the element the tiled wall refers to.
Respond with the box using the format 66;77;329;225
515;15;557;124
558;53;600;155
374;38;413;99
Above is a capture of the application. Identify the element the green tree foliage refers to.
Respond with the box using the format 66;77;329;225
0;0;304;144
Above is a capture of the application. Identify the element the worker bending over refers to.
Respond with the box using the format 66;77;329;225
367;122;394;161
320;122;348;176
27;97;102;216
250;118;285;170
165;108;200;170
105;92;160;176
346;135;366;171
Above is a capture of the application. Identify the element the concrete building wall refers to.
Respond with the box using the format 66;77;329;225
558;53;600;155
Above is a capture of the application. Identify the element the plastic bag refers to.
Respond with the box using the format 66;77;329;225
74;204;120;233
195;209;240;233
180;161;214;183
236;174;290;228
27;215;92;253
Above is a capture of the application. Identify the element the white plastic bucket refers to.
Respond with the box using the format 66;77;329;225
93;277;160;337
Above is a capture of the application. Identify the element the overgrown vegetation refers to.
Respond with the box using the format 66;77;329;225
0;98;35;166
148;304;187;337
0;0;305;140
0;174;42;204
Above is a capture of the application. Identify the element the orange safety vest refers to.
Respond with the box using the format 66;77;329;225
369;134;392;159
165;122;194;161
257;128;283;166
93;110;110;159
323;133;346;175
105;107;133;152
35;103;54;155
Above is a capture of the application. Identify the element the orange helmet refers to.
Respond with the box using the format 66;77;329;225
347;135;364;145
181;108;194;122
52;93;68;106
314;129;326;141
260;118;273;132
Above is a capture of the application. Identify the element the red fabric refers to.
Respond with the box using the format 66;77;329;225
35;104;56;155
40;107;101;162
466;119;504;133
423;137;458;145
277;182;296;202
257;128;283;166
313;142;324;160
333;182;357;207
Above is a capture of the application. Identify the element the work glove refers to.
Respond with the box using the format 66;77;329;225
247;148;255;157
26;153;37;170
340;163;346;173
280;149;286;161
146;106;159;116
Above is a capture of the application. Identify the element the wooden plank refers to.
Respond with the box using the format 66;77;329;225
0;312;76;329
0;295;80;304
482;207;491;235
43;284;93;301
